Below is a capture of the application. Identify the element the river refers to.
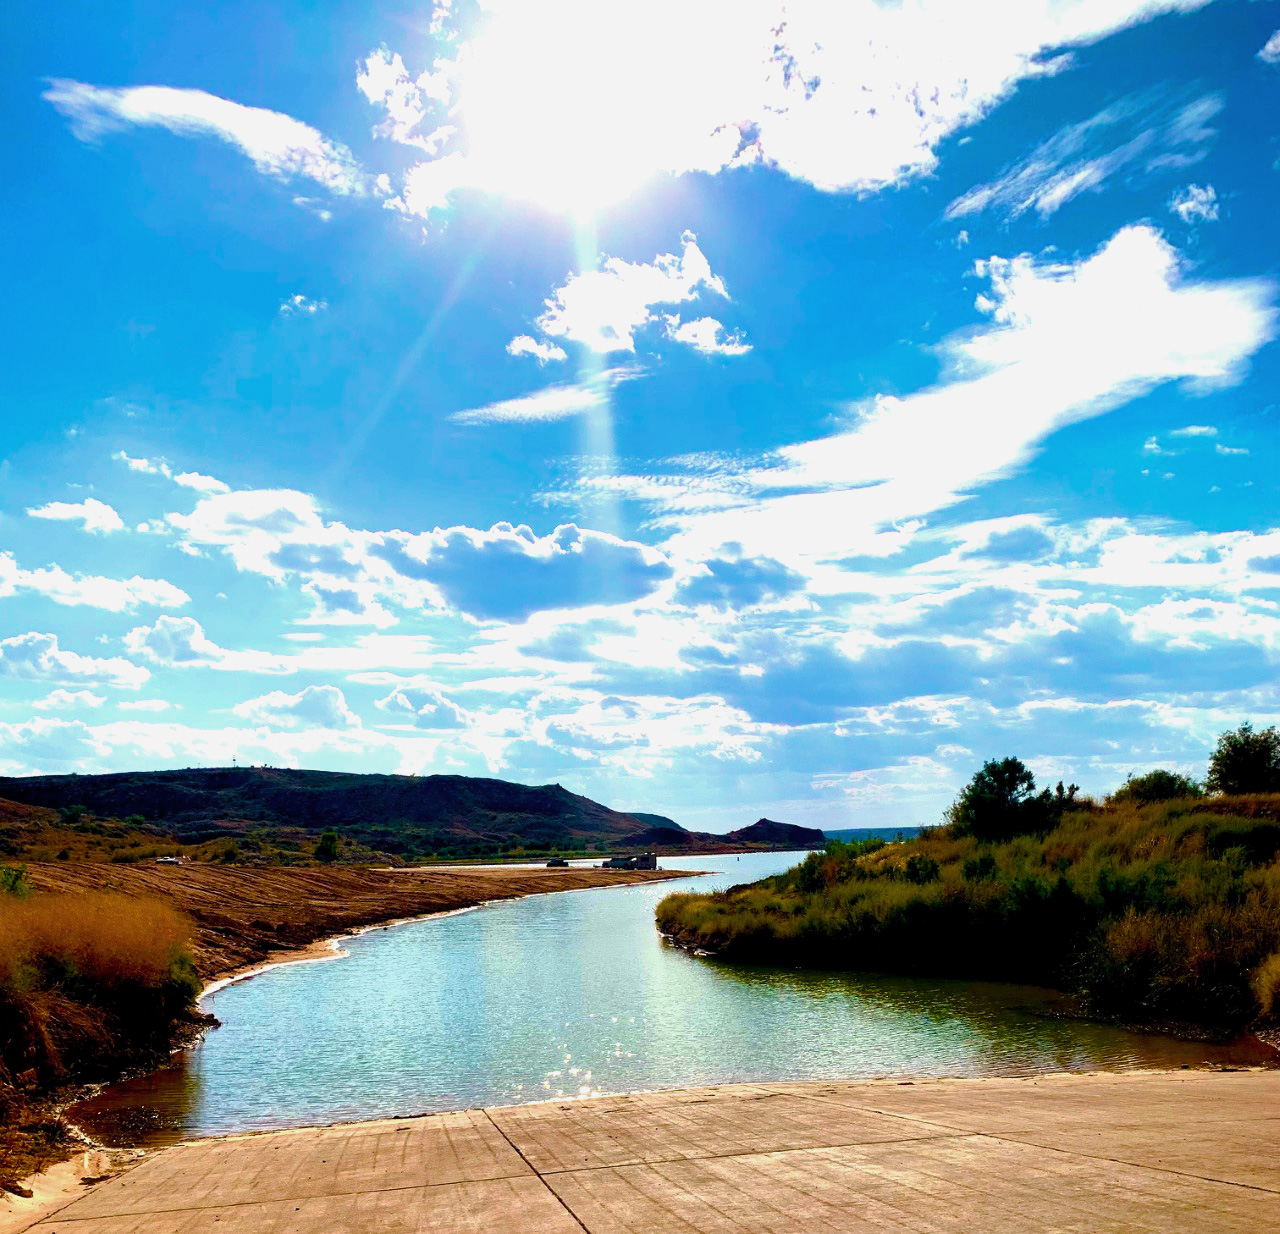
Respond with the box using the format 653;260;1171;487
73;851;1274;1145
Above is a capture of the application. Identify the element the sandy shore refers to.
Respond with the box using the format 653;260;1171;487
8;1069;1279;1232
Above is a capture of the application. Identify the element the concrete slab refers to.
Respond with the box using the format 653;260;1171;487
31;1177;580;1234
488;1085;942;1173
53;1110;528;1219
23;1072;1280;1234
545;1134;1280;1234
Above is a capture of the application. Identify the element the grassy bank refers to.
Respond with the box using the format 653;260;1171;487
1;862;683;1189
657;796;1280;1031
0;876;202;1187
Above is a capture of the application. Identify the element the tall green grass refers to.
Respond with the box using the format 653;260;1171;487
657;797;1280;1028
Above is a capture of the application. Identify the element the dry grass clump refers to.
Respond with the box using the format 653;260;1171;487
657;796;1280;1030
0;889;200;1093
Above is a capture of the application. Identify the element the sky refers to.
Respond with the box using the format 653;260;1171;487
4;0;1280;832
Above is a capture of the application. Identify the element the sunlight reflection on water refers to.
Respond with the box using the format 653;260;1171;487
73;852;1276;1146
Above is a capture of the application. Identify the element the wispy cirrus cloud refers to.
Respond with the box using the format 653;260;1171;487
450;368;640;425
947;93;1220;221
44;80;371;196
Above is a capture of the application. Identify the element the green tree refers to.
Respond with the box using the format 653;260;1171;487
946;759;1077;841
1110;769;1202;805
314;830;341;863
1206;724;1280;795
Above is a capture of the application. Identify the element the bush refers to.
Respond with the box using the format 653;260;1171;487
314;830;340;863
1110;769;1202;805
904;854;940;884
962;853;997;882
1207;724;1280;795
1;865;31;897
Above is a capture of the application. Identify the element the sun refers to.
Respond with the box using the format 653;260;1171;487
452;0;756;213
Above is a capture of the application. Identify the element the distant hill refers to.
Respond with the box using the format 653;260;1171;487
0;769;824;861
724;818;825;849
823;826;927;844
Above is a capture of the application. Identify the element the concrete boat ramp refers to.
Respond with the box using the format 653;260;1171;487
21;1070;1280;1232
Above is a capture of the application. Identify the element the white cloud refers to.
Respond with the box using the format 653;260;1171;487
506;335;567;364
117;699;174;712
123;615;289;673
113;451;170;476
27;498;124;534
663;316;752;356
1215;443;1249;456
44;80;368;195
377;0;1211;216
450;369;638;425
0;551;189;612
357;48;451;149
948;93;1220;220
0;632;148;688
1259;30;1280;64
112;451;228;493
233;684;361;730
1170;424;1217;437
32;688;106;711
570;226;1276;567
535;232;729;354
376;683;469;729
1169;183;1218;223
279;293;328;316
173;471;230;494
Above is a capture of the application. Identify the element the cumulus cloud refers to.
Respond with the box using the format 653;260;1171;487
1170;424;1217;437
675;554;805;609
124;615;227;665
378;522;674;621
233;684;361;730
0;632;148;688
376;0;1211;216
375;684;469;729
279;293;328;316
533;233;732;354
0;551;189;612
506;335;567;364
1169;183;1218;223
663;316;752;356
948;93;1220;220
32;689;106;711
1259;30;1280;64
44;80;369;195
27;498;124;534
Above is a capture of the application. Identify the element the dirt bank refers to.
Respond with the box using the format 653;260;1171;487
22;863;684;981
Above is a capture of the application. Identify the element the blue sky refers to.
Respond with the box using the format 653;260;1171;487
4;0;1280;831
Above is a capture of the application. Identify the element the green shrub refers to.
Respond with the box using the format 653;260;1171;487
1207;724;1280;795
1110;769;1202;804
962;853;997;882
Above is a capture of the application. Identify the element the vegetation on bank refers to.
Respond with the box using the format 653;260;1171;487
657;726;1280;1032
0;871;202;1187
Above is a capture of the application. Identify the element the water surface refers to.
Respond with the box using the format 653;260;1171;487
74;851;1274;1145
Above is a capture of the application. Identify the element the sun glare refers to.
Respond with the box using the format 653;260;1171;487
455;0;765;212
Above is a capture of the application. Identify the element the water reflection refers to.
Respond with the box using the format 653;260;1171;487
72;852;1275;1147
